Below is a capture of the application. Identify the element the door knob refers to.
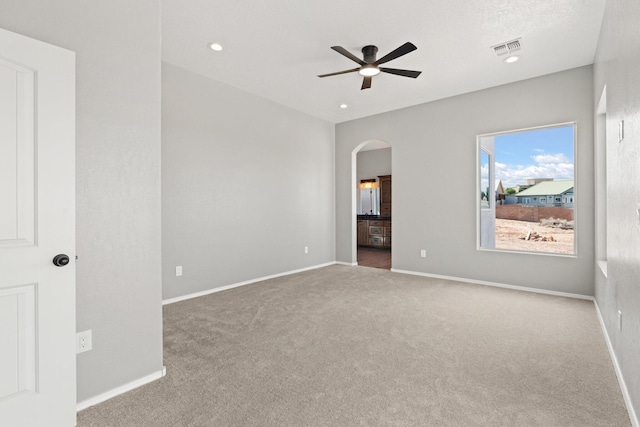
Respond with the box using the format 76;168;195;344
52;254;70;267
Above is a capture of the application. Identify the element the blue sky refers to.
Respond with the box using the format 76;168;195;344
494;125;574;188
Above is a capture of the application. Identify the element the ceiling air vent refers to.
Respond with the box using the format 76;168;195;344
491;38;522;56
506;39;521;51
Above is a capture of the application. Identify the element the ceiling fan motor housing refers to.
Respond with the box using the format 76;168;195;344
362;45;378;63
317;42;421;90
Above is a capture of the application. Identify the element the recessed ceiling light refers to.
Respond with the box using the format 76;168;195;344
504;55;519;63
208;42;223;51
339;104;348;109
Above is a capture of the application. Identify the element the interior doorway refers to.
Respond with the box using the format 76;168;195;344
353;140;392;269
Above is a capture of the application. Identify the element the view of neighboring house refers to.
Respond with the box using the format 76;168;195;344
512;178;554;193
512;180;575;207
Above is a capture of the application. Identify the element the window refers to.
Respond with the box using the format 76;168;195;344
478;123;576;255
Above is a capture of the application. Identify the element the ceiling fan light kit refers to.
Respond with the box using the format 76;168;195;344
359;65;380;77
318;42;422;90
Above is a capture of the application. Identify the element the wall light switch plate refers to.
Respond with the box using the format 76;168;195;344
420;249;426;258
176;266;183;276
77;330;92;354
619;120;624;142
618;310;622;331
304;246;309;254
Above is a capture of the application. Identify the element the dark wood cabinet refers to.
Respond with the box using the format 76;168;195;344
357;220;368;246
383;220;391;247
358;218;391;248
379;175;391;217
369;221;384;246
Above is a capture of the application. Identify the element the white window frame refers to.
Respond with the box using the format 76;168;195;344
476;122;577;257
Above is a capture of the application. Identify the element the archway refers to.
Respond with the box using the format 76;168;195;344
351;140;392;269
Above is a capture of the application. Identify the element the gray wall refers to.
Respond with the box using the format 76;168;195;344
0;1;164;402
593;0;640;418
357;148;392;181
336;66;595;296
356;148;391;214
162;63;335;300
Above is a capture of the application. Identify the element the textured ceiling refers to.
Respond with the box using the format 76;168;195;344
162;0;606;123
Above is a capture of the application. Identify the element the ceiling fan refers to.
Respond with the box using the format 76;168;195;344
318;42;422;90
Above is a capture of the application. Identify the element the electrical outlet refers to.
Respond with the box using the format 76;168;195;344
176;266;183;276
77;330;92;354
618;310;622;331
304;246;309;254
420;249;426;258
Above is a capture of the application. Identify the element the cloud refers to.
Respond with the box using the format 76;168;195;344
532;153;571;163
495;161;574;188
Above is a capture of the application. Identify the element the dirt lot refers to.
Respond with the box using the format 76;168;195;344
495;218;575;254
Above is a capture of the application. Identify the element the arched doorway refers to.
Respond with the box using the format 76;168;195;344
352;140;392;269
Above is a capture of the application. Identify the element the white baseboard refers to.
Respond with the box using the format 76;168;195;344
77;366;166;412
390;268;594;301
594;301;639;427
163;262;336;305
335;261;357;266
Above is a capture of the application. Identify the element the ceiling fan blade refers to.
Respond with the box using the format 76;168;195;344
380;67;422;78
361;76;372;90
375;42;417;65
317;67;361;78
331;46;365;65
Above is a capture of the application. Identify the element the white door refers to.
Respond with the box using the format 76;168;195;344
0;28;76;426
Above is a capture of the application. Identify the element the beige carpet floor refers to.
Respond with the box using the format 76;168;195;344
77;265;630;426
